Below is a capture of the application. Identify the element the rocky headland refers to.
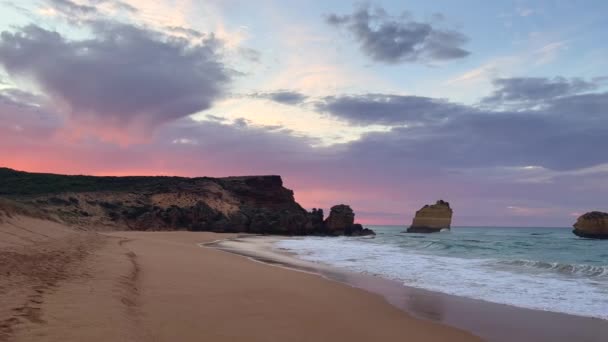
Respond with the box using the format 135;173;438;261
406;200;453;233
0;168;373;236
572;211;608;239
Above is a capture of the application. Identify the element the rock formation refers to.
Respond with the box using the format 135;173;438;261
572;211;608;239
324;205;354;232
308;208;325;232
406;200;453;233
0;168;374;236
323;205;375;236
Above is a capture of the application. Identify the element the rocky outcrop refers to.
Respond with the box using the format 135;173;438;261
406;200;453;233
308;208;325;232
324;205;354;232
0;168;375;236
573;211;608;239
323;205;375;236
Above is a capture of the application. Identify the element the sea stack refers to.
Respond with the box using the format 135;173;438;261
572;211;608;239
324;204;375;236
406;200;453;233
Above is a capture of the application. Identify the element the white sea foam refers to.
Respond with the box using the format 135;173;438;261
275;236;608;320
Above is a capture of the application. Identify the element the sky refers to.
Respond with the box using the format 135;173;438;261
0;0;607;227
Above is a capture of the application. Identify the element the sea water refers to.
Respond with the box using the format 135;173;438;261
275;226;608;319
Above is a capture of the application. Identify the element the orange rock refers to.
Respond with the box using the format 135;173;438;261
573;211;608;239
406;200;453;233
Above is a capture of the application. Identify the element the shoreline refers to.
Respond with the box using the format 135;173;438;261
3;212;605;342
210;235;608;342
1;215;480;342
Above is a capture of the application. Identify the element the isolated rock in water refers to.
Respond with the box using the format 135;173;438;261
324;204;355;233
573;211;608;239
346;223;376;236
324;204;375;236
406;200;453;233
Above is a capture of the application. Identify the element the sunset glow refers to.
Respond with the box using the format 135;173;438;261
1;0;607;226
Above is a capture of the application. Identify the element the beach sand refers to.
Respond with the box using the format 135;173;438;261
0;215;480;342
215;236;608;342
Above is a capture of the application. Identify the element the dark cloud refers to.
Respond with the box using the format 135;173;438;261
482;77;598;105
326;5;470;64
337;91;608;171
545;92;608;121
316;94;468;125
311;77;608;171
0;22;230;130
251;91;308;105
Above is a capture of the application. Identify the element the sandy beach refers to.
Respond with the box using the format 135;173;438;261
216;236;608;342
1;214;479;342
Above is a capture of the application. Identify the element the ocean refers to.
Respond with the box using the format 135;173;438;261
275;226;608;320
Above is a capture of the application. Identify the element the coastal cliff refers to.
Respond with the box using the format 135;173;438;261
406;200;453;233
0;168;373;236
573;211;608;239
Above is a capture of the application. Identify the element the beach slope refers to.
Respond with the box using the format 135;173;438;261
1;214;479;341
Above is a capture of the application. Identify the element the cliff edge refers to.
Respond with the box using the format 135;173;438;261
0;168;373;236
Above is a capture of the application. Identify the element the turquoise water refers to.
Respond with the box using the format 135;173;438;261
276;226;608;319
374;226;608;270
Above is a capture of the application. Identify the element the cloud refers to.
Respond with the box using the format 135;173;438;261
0;22;230;136
165;26;205;38
237;47;260;62
307;77;608;172
91;0;138;13
43;0;137;20
338;94;608;171
47;0;97;16
326;5;470;64
0;88;62;140
516;7;535;17
315;94;467;125
483;77;598;105
250;90;308;105
2;80;608;226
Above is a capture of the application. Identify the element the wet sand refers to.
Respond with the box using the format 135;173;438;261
213;236;608;342
1;216;479;341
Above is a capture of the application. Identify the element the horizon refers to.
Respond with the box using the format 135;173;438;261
1;1;607;226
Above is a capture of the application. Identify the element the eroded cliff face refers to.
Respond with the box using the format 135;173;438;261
0;168;374;236
5;175;313;234
573;211;608;239
406;200;453;233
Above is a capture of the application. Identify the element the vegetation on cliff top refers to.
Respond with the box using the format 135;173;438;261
0;167;244;196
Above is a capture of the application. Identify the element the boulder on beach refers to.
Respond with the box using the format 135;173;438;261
572;211;608;239
406;200;453;233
